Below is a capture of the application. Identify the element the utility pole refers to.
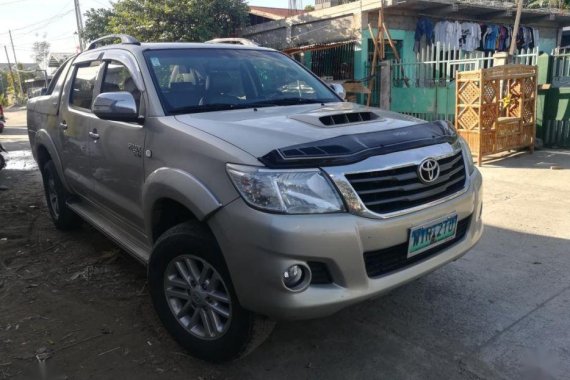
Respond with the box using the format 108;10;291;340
8;30;24;97
74;0;85;51
509;0;524;57
3;46;15;96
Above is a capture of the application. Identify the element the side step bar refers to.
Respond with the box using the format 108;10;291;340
67;200;151;264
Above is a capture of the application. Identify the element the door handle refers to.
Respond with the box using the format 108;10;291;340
59;121;68;130
89;130;100;140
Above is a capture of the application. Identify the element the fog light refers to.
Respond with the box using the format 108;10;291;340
282;265;310;291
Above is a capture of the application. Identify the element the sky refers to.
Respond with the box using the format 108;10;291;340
0;0;314;64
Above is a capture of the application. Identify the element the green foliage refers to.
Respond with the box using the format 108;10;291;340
16;63;35;83
304;5;315;11
83;8;115;42
83;0;250;44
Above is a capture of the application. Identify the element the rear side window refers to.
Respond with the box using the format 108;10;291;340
70;61;101;110
46;60;67;95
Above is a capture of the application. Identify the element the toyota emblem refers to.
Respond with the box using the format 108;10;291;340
418;158;440;184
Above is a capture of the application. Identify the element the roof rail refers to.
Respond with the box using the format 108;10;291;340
205;38;259;46
87;34;140;50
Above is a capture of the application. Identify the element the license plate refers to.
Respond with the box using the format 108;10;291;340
407;214;458;258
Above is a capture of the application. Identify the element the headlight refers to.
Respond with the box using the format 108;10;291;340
226;164;345;214
459;137;475;174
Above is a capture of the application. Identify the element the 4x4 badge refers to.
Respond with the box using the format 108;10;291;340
418;158;440;184
128;143;143;158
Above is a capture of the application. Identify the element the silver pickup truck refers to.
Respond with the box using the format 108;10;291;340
27;34;483;362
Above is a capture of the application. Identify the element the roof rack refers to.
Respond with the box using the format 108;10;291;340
205;38;259;46
87;34;140;51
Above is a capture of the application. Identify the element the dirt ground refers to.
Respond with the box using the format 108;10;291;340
1;109;569;380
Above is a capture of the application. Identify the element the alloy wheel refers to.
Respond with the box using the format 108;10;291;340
47;176;60;218
164;254;232;340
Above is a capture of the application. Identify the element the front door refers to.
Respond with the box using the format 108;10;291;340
59;60;102;195
88;57;146;230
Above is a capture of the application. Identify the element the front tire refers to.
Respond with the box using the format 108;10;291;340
41;160;81;230
149;222;275;362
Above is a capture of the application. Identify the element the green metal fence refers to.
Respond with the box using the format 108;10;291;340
390;45;538;122
540;49;570;148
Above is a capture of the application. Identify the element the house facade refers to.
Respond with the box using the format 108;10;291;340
241;0;570;83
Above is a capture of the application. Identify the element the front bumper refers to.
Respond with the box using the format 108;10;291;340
209;169;483;320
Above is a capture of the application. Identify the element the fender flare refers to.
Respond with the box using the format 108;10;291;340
142;167;223;240
34;130;72;192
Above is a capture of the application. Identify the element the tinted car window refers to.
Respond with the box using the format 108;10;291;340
101;60;141;110
70;61;101;110
46;61;66;95
144;49;339;115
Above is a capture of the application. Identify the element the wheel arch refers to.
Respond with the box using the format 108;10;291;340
143;168;223;244
33;130;71;191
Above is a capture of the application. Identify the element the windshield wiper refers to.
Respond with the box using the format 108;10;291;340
170;98;331;115
171;102;276;115
246;98;330;107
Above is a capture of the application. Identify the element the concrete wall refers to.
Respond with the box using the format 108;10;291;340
243;14;358;50
246;27;288;49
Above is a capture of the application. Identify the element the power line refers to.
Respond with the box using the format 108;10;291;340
0;1;74;35
0;0;34;6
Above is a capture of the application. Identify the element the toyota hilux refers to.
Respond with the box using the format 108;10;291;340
27;34;483;362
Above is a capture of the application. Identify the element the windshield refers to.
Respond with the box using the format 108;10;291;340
144;48;340;114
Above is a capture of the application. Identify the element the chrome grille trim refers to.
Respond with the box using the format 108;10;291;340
324;142;470;219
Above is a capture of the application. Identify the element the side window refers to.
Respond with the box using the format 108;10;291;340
70;61;101;110
101;60;141;110
46;62;65;95
252;59;317;98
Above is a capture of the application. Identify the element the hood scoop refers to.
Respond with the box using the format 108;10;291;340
289;110;381;128
319;111;379;126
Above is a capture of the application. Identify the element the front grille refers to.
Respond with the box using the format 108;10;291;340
308;261;333;284
345;151;466;215
364;215;472;278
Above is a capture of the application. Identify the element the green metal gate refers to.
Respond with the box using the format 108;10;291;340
368;44;538;123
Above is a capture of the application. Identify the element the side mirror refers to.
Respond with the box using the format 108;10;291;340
40;88;48;96
92;92;139;122
330;83;346;100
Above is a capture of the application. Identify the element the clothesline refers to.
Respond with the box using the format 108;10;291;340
415;12;535;27
414;16;539;54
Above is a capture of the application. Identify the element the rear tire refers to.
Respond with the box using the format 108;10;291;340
148;221;275;362
41;160;81;230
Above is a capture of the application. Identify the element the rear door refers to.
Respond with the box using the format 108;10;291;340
87;51;147;230
59;60;103;195
28;58;73;152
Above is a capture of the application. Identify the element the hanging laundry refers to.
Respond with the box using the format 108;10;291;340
417;18;539;53
497;26;508;51
459;22;481;52
484;25;499;51
414;17;434;52
433;20;462;49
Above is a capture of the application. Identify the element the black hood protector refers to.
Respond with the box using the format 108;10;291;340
259;121;458;169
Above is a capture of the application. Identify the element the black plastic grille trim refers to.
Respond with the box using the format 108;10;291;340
346;151;466;214
259;121;457;169
364;215;472;278
308;261;333;284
